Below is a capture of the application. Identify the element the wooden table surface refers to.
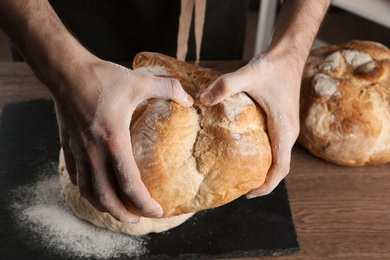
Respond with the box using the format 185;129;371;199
0;61;389;259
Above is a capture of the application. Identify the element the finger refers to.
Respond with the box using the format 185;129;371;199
57;118;78;185
87;144;140;223
199;72;247;106
247;115;298;197
74;154;96;204
71;144;106;212
61;140;77;185
106;132;163;218
246;150;292;198
144;76;194;107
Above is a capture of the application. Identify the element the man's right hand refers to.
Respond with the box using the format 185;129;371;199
55;59;193;222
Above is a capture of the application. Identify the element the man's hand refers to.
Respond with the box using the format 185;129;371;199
0;0;196;222
200;0;331;196
200;52;300;197
55;60;193;222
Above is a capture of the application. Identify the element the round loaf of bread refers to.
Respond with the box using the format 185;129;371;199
126;52;271;217
59;52;272;222
299;40;390;166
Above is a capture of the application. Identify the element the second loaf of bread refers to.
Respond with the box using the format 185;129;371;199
299;41;390;166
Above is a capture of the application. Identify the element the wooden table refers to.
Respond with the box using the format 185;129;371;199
1;61;389;259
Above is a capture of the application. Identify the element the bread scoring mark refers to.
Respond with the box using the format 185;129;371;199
342;49;372;68
354;60;384;80
358;60;377;73
312;73;340;97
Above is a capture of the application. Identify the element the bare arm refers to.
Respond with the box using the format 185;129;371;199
268;0;331;74
0;0;193;221
201;0;331;196
0;0;92;91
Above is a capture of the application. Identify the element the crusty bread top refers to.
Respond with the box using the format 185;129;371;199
299;40;390;166
121;52;272;217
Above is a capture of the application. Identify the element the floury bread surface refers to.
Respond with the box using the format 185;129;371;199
125;52;272;217
299;40;390;166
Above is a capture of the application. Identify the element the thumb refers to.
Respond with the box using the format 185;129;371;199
200;72;246;106
146;76;194;107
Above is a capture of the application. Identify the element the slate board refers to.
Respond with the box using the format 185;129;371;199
0;100;299;259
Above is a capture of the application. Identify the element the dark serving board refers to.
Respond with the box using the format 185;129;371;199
0;100;299;259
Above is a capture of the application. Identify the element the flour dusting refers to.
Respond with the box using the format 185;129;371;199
9;162;147;259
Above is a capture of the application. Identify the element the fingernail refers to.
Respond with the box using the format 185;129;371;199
154;204;164;217
147;200;163;218
200;91;214;105
247;188;271;198
186;94;194;105
246;194;259;199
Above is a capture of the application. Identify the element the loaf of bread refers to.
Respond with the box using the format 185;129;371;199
60;52;272;220
299;40;390;166
124;52;272;217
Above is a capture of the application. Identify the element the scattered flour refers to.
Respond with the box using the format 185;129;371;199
9;162;147;259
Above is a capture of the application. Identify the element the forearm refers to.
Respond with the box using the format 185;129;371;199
0;0;96;94
266;0;331;72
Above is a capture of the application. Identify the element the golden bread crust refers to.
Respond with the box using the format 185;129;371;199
299;40;390;166
125;52;271;217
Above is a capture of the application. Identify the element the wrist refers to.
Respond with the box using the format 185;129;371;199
264;42;308;78
264;0;331;75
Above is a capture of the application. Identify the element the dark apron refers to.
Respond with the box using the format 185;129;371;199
10;0;249;62
49;0;249;61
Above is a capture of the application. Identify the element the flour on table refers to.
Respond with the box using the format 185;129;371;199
9;162;147;259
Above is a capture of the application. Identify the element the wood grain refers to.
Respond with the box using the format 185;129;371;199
0;62;51;109
0;61;389;259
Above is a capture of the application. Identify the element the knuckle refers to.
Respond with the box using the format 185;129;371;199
217;76;233;95
273;157;291;175
163;78;182;97
104;134;125;156
87;124;123;151
286;114;300;140
120;180;137;195
88;122;111;141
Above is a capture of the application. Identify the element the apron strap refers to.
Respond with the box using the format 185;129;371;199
177;0;206;64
